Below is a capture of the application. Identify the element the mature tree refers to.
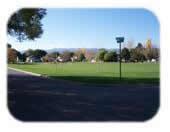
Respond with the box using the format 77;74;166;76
8;8;46;41
42;54;55;62
121;47;130;62
7;43;24;62
23;49;34;57
16;51;23;61
145;39;152;49
78;53;86;62
33;49;47;58
136;43;143;49
144;48;159;61
129;43;147;62
8;48;18;63
21;53;27;62
85;50;96;61
104;51;117;62
112;51;118;62
130;49;137;62
104;53;111;62
130;49;146;62
152;48;160;60
70;52;75;58
97;48;108;61
7;43;12;48
42;52;60;62
49;52;60;58
74;49;86;62
61;51;72;62
42;55;49;62
137;53;146;62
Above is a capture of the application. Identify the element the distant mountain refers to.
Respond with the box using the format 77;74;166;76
20;48;119;54
46;48;99;53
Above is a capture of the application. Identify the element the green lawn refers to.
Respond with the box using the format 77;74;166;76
9;62;160;84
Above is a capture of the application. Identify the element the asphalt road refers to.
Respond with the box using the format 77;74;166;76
8;68;159;121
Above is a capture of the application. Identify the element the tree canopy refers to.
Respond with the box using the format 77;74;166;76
104;51;117;62
136;43;143;49
97;49;108;61
7;43;12;48
61;51;72;62
121;48;130;62
32;49;47;58
8;8;46;41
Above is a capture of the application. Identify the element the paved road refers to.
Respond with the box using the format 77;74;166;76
8;68;159;121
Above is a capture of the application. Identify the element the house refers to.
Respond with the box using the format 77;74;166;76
47;57;56;62
16;56;20;63
56;56;63;62
91;59;96;63
147;59;157;63
26;56;42;63
151;59;156;62
71;56;78;62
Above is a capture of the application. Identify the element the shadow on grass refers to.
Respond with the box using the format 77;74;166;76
11;63;39;65
49;76;159;84
8;71;160;121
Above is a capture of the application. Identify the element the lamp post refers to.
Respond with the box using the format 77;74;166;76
116;37;124;80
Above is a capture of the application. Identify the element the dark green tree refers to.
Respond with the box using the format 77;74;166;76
33;49;47;58
144;48;159;61
8;8;46;41
121;47;130;62
7;43;12;48
49;52;60;58
70;52;75;58
97;48;108;61
104;51;117;62
21;53;27;62
130;49;138;62
16;51;23;61
130;49;146;62
23;49;34;57
78;53;86;62
136;43;143;49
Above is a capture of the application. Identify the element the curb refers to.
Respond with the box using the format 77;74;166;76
8;67;41;77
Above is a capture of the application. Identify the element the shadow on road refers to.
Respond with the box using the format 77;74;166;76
8;69;160;121
49;75;159;84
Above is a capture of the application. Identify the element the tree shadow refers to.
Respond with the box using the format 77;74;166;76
49;75;159;84
8;73;160;121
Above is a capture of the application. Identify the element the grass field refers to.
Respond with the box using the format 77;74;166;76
9;62;160;84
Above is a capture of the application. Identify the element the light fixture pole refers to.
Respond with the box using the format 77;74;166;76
116;37;124;80
119;41;122;80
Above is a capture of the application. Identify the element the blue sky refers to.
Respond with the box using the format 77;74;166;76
8;8;160;51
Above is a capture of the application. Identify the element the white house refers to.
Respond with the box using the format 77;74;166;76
91;59;96;63
151;59;156;62
57;56;63;62
71;56;78;62
26;56;42;63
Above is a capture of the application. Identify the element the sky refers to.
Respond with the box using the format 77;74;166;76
8;8;160;51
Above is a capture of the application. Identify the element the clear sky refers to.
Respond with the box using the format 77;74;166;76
8;8;160;51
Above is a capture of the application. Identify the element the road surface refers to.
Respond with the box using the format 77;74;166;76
8;68;159;121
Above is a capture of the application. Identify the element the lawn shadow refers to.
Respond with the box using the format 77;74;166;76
8;70;160;121
49;75;160;84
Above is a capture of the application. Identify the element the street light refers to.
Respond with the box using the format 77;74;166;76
116;37;124;80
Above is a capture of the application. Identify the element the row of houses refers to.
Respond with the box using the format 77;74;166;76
21;55;157;63
25;55;94;63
